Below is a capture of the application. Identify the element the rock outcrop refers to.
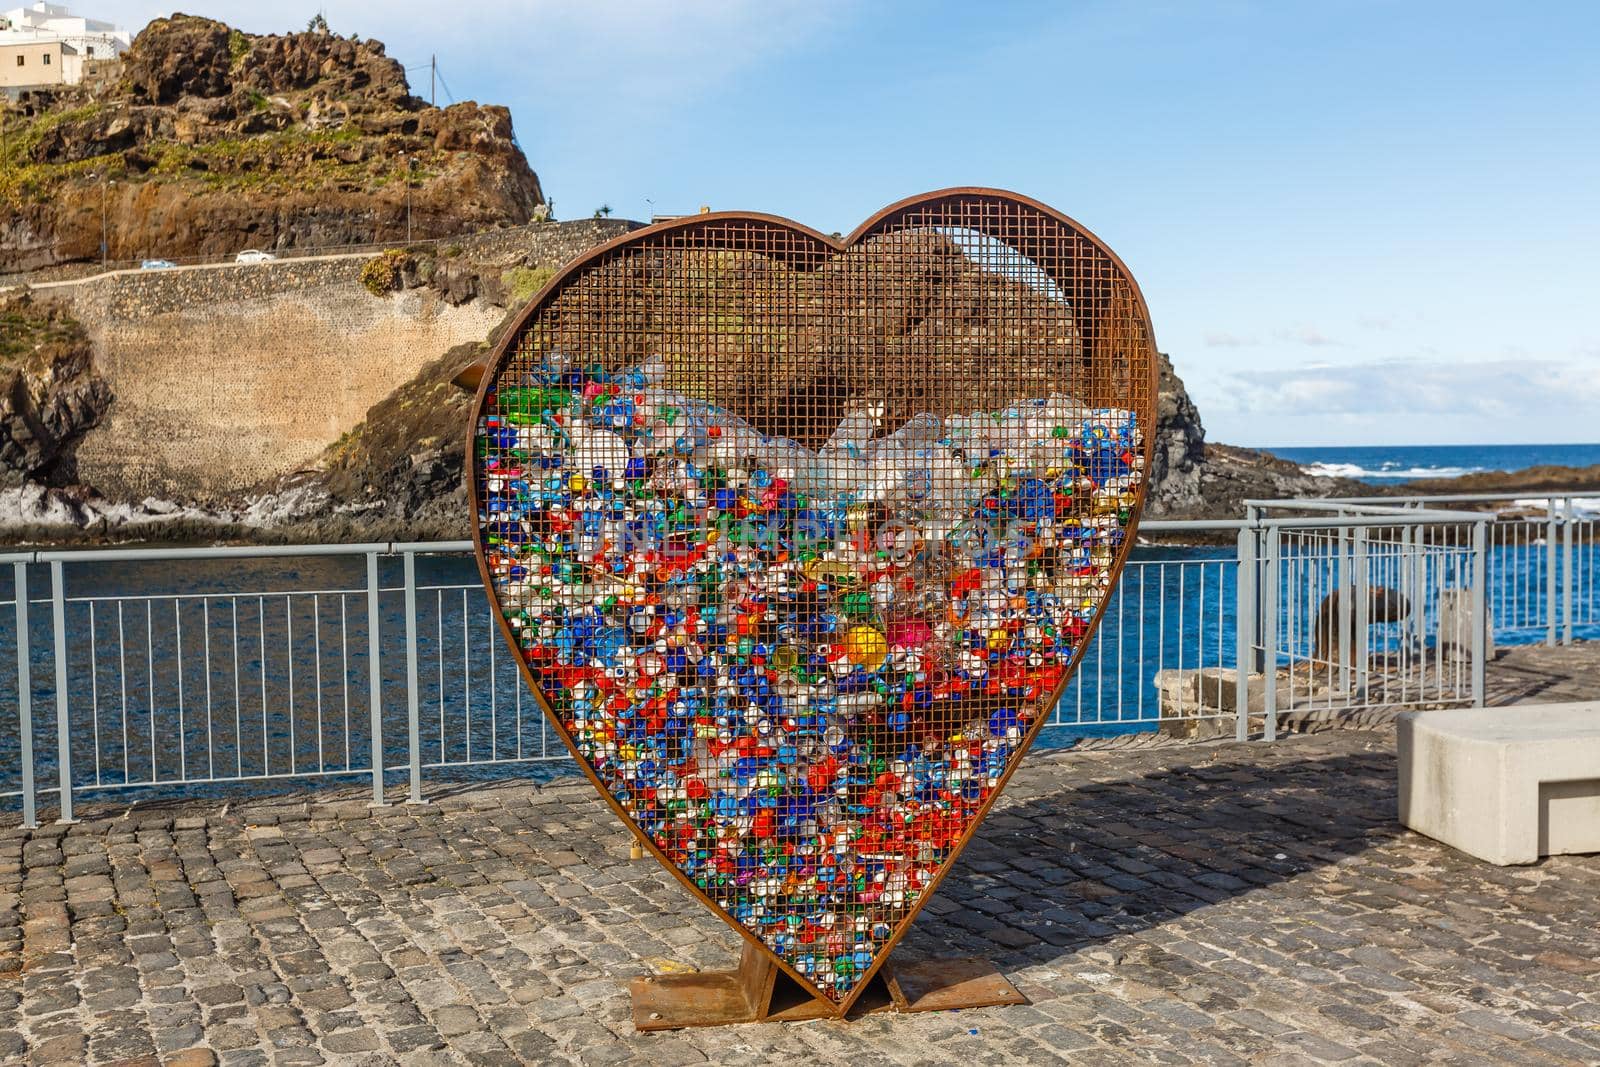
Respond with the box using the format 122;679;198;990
0;294;111;488
1143;351;1371;519
1147;351;1208;516
1;15;545;272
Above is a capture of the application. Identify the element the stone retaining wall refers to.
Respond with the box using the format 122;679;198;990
41;219;639;500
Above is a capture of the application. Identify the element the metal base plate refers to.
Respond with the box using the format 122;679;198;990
630;951;1024;1030
886;956;1029;1013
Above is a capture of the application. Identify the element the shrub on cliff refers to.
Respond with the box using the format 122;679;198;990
503;265;556;306
360;248;410;295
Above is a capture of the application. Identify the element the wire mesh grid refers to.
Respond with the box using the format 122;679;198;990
471;191;1156;1005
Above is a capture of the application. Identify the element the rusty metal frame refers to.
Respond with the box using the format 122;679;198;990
467;188;1159;1019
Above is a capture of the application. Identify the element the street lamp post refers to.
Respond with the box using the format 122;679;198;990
102;178;112;266
406;156;419;243
89;171;112;266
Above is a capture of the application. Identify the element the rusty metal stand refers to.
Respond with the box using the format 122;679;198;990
631;944;1026;1031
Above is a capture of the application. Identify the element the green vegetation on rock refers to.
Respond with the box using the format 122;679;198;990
503;265;556;305
360;248;410;295
0;298;84;363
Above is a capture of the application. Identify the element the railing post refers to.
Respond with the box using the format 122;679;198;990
367;551;387;807
1471;519;1488;707
1545;498;1559;647
1337;527;1352;693
1262;526;1279;742
1562;497;1574;646
1398;524;1415;650
403;550;425;804
14;561;36;829
1245;504;1264;674
1352;524;1369;703
50;560;75;824
1234;527;1254;742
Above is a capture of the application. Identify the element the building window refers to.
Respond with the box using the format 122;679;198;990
86;45;93;56
15;55;23;67
42;52;51;65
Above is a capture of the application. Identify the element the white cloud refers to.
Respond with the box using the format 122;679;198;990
1204;331;1259;347
1273;325;1341;347
1207;325;1342;348
1216;357;1600;420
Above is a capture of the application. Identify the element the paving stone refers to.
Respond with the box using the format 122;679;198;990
3;728;1598;1064
433;1003;484;1037
164;1050;219;1067
321;1027;380;1053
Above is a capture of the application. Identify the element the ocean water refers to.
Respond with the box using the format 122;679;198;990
5;537;1594;810
0;550;1236;803
1271;442;1600;484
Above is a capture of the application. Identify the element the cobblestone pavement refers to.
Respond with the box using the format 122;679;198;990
1484;643;1600;706
1;727;1597;1066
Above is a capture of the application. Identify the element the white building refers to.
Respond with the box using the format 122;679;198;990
0;38;81;91
0;2;130;65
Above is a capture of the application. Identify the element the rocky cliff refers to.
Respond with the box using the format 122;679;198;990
0;15;545;272
0;293;110;489
1148;352;1369;518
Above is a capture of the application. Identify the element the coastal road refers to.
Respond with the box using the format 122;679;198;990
0;247;383;295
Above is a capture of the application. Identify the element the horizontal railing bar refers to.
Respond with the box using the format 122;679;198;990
1321;491;1600;505
30;765;385;796
421;755;566;769
6;540;473;566
32;543;396;564
1139;519;1250;531
0;511;1503;571
391;541;475;554
1248;499;1490;522
66;588;369;604
1254;513;1485;530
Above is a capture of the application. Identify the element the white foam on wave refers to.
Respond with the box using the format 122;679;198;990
1510;497;1600;517
1304;462;1480;481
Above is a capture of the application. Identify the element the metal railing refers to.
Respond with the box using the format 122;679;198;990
2;493;1594;825
1308;492;1600;645
1239;500;1492;741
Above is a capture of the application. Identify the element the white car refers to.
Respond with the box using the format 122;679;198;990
234;249;278;264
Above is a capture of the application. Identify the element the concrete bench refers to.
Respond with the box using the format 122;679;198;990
1397;704;1600;865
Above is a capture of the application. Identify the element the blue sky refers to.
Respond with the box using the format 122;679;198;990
94;1;1600;448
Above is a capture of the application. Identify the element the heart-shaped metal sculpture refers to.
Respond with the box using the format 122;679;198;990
469;189;1156;1016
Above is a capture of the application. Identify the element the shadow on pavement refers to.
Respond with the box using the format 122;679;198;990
898;745;1402;973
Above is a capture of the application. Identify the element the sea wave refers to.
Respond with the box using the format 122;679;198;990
1511;497;1600;517
1304;462;1481;481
